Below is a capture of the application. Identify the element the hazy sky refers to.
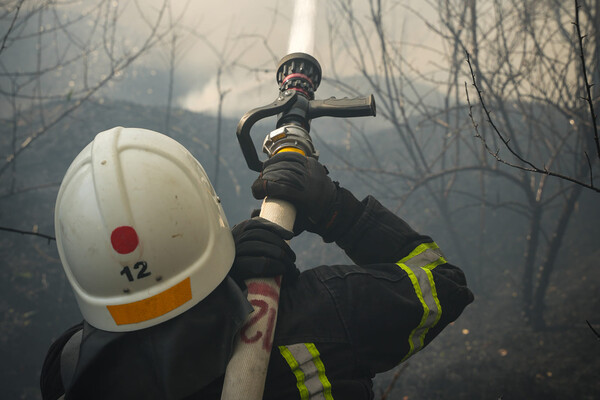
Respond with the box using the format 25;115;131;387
4;0;439;117
127;0;439;116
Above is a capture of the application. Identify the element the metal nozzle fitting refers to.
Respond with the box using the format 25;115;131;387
276;53;322;99
262;125;319;160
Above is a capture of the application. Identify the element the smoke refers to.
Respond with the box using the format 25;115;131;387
179;70;274;116
3;0;436;117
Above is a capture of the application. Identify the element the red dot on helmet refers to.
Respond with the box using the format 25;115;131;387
111;226;139;254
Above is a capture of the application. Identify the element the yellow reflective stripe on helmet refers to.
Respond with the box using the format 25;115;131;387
279;343;334;400
397;242;444;362
106;277;192;325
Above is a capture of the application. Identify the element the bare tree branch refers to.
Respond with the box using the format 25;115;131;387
380;362;409;400
587;320;600;340
0;226;55;241
0;0;25;56
0;0;171;181
573;0;599;160
465;52;599;193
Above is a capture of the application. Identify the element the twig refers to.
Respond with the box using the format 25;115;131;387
587;320;600;340
0;0;25;56
380;363;409;400
0;226;56;242
466;52;539;170
585;152;593;187
464;52;600;193
573;0;599;161
0;181;61;200
0;0;170;179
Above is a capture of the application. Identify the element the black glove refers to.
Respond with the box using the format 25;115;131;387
252;152;337;232
229;217;299;288
251;152;365;242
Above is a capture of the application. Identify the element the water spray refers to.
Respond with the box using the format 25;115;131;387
287;0;316;54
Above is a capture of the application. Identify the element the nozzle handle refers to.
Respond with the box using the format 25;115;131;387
236;91;298;172
308;95;376;119
236;92;376;172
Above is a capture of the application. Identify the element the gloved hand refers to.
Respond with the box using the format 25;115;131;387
229;217;299;288
251;152;365;242
251;152;337;235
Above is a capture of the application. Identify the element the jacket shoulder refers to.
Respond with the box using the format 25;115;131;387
40;322;83;400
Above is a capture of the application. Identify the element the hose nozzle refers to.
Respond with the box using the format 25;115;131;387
276;53;322;99
236;53;375;172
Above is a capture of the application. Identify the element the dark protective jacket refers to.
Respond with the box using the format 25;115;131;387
41;196;474;400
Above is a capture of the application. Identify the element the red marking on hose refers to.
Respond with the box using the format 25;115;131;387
241;299;267;344
111;226;139;254
240;298;277;351
247;282;280;301
282;73;314;87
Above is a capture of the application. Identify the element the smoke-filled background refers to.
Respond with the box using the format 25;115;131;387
1;1;599;399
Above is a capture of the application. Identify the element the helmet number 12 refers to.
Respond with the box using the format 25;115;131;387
120;261;151;282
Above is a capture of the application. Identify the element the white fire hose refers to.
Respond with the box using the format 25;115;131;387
220;198;296;399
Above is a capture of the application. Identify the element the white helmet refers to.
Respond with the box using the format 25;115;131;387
55;127;235;332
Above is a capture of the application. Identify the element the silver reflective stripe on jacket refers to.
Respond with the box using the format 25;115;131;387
397;242;446;361
278;343;333;400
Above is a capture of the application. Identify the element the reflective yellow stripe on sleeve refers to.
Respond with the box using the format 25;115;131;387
279;345;310;400
279;343;334;400
397;242;445;362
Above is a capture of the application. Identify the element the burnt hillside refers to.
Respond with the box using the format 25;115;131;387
0;99;598;399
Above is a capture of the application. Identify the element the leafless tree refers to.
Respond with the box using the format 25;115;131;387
325;0;491;285
461;0;598;327
148;0;195;136
325;0;598;331
0;0;173;197
465;1;599;192
183;3;282;191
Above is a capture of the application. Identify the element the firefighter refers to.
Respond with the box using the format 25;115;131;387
41;127;473;399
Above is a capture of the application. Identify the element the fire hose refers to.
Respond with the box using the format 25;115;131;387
221;52;376;399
